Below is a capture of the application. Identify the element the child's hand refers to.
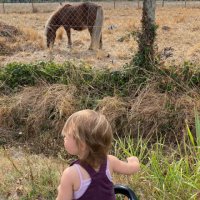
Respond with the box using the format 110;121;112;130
127;156;140;173
109;155;140;174
127;156;139;163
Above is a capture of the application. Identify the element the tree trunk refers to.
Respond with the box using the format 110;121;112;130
136;0;156;70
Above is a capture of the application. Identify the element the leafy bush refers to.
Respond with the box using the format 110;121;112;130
0;61;147;97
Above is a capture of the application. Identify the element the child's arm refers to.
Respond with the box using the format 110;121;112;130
56;167;74;200
108;155;140;175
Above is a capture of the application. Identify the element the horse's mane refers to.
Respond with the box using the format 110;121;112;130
44;4;71;36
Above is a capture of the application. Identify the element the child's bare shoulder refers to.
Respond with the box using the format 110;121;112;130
62;165;78;181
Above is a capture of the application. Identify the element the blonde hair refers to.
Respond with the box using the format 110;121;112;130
63;109;113;168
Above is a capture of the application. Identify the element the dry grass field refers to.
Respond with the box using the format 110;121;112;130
0;2;200;69
1;3;200;200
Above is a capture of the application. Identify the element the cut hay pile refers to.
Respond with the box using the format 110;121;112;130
97;96;128;131
0;22;21;38
0;42;12;55
0;84;77;153
0;22;43;57
0;84;77;130
99;84;200;140
0;22;22;55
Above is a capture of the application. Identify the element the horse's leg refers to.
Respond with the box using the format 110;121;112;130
99;34;102;49
65;28;72;48
89;28;102;50
88;27;94;50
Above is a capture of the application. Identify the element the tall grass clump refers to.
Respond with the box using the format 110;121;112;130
1;127;199;200
194;109;200;147
0;147;61;200
186;108;200;149
113;131;200;200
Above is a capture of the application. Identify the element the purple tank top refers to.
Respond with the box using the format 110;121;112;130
71;159;116;200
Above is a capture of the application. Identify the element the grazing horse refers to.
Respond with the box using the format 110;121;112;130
44;2;104;50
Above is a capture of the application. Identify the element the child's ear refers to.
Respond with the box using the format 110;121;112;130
77;141;87;159
80;141;87;150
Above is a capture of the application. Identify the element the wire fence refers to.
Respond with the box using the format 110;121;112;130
1;0;200;14
1;1;200;67
0;1;140;68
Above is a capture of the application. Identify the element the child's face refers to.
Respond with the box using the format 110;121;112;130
62;127;79;156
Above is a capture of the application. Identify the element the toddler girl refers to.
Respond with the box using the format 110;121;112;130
56;109;140;200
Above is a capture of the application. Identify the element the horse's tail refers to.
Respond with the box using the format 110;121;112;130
92;6;103;49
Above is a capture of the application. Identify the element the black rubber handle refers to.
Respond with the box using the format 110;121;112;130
114;184;138;200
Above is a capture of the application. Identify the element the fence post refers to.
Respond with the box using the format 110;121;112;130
30;0;36;13
137;0;140;9
162;0;164;7
2;0;5;13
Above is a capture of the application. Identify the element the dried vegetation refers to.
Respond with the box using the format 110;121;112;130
0;21;44;58
1;3;200;67
0;61;200;154
0;3;200;153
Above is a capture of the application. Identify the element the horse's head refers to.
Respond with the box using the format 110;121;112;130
45;9;62;48
45;4;71;48
45;25;56;48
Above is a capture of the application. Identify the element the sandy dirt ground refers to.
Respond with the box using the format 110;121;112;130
0;2;200;69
